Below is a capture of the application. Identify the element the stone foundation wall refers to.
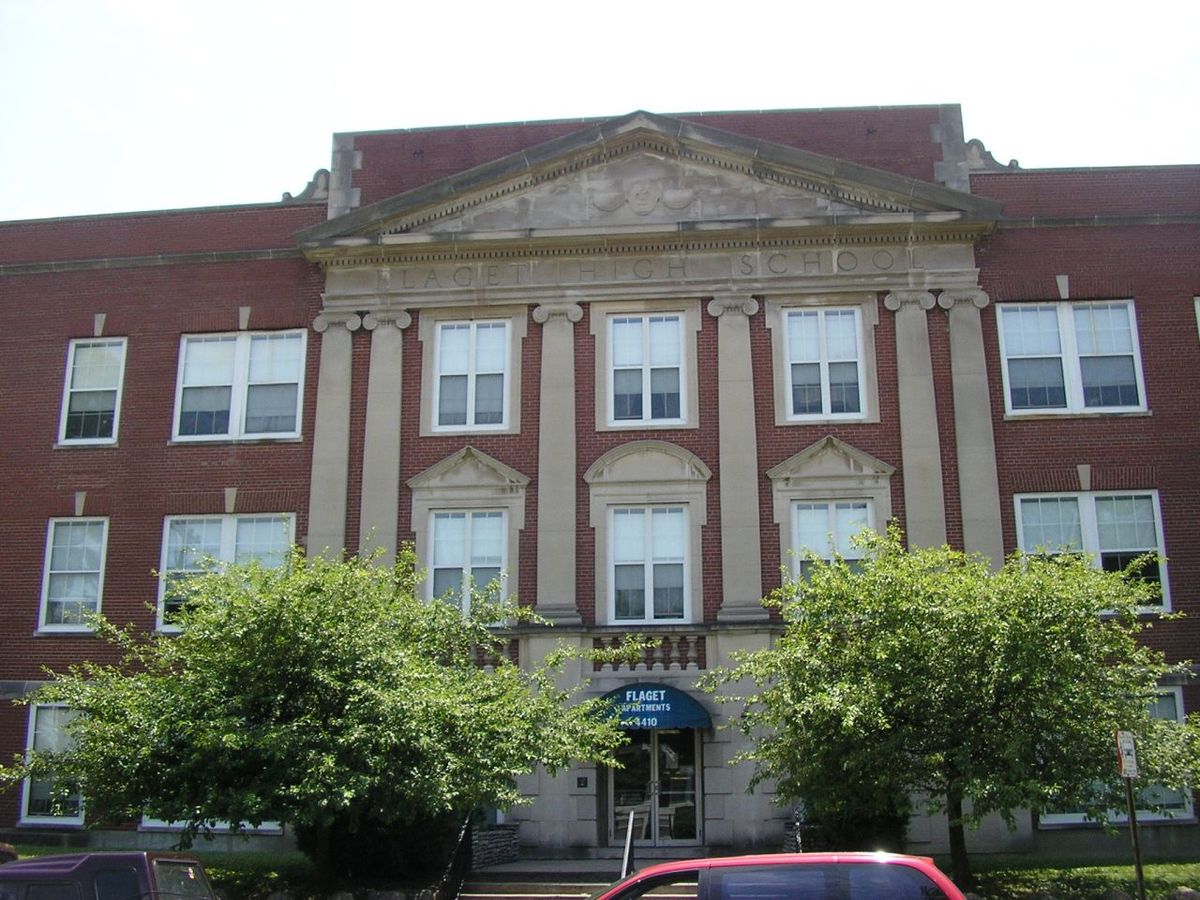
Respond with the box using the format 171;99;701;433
472;824;519;869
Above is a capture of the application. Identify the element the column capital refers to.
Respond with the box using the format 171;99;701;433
313;311;362;333
937;289;990;311
707;295;759;318
362;309;412;330
883;290;936;312
533;301;583;324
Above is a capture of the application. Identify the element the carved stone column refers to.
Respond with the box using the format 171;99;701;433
306;311;361;557
883;291;947;548
359;309;412;564
710;294;766;622
533;301;583;623
938;289;1004;568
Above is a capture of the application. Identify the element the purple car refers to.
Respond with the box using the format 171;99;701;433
0;851;215;900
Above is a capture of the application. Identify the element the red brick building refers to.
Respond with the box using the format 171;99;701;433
1;105;1197;858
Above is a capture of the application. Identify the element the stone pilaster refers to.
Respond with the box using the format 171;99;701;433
938;289;1004;568
533;301;583;623
306;311;361;558
709;294;767;622
359;309;412;564
883;291;947;548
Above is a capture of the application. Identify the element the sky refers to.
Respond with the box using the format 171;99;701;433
1;0;1197;222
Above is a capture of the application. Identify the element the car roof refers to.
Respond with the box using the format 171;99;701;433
629;852;938;876
0;851;199;878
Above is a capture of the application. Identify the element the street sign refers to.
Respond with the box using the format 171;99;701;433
1116;730;1139;778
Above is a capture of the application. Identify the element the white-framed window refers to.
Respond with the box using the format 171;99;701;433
159;514;293;628
429;510;506;611
1040;687;1193;826
173;330;306;440
792;500;873;578
21;704;83;825
140;816;282;834
784;308;865;420
58;338;127;444
608;315;685;426
40;518;108;631
611;506;688;624
433;320;510;430
1015;491;1169;607
998;301;1146;415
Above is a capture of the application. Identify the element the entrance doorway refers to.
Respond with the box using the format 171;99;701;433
610;728;701;845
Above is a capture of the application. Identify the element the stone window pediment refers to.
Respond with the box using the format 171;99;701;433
408;447;529;603
767;436;894;578
766;435;894;492
583;440;711;488
407;446;530;496
585;441;710;626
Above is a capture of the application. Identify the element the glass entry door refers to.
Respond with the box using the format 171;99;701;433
610;728;700;845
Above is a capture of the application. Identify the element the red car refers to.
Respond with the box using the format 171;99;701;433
593;852;965;900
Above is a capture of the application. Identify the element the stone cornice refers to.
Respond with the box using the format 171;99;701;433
0;247;303;277
301;214;996;268
996;214;1200;230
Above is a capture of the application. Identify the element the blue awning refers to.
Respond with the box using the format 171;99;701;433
600;682;713;731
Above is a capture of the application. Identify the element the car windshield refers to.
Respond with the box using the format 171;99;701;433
150;862;213;900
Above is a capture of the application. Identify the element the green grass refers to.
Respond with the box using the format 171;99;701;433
957;857;1200;899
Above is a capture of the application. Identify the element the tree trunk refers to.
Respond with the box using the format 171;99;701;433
946;780;973;890
312;822;335;888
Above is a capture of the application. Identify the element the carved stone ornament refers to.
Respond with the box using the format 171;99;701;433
883;291;936;312
361;309;413;330
590;180;697;216
282;168;331;203
533;302;583;324
707;295;760;318
312;312;362;332
937;289;990;310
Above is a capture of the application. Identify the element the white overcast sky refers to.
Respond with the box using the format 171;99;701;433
1;0;1197;222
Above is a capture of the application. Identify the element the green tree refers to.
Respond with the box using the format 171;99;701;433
703;527;1199;888
1;548;632;882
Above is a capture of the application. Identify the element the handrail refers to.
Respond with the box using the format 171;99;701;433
620;809;636;879
437;814;473;900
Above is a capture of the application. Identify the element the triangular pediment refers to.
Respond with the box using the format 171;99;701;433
407;446;529;494
299;111;1001;253
766;436;895;489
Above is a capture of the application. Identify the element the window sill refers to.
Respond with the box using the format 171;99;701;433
424;425;519;437
1003;409;1152;422
598;421;698;432
17;819;85;828
1038;815;1195;830
780;415;877;426
53;440;119;450
168;435;304;446
34;627;97;637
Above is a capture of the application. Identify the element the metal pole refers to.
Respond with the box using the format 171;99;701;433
1124;776;1146;900
621;809;636;879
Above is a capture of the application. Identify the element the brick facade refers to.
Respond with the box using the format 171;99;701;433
1;105;1196;858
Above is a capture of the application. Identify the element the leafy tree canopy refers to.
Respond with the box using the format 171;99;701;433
2;547;634;879
702;527;1199;886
